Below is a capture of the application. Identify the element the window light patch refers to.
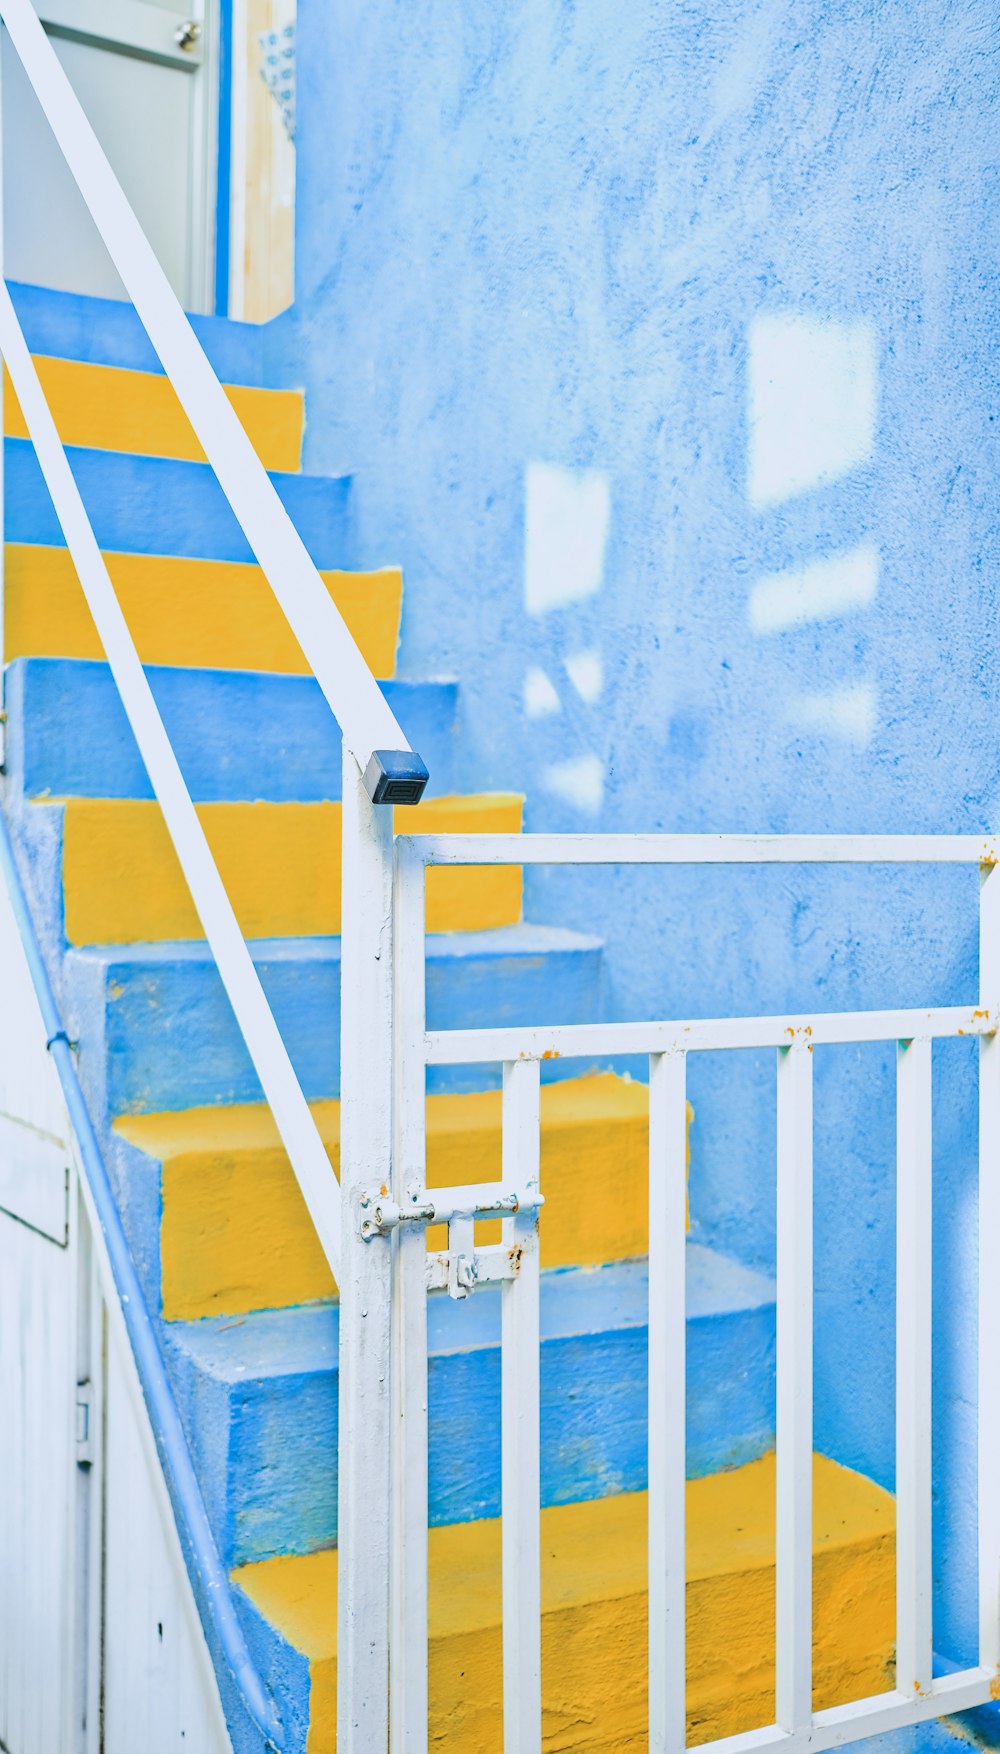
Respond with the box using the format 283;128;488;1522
749;544;879;633
565;648;603;703
524;667;561;718
748;313;876;506
524;463;610;615
789;681;877;751
541;754;605;815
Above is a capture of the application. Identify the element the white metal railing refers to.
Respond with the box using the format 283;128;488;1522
377;830;1000;1754
0;2;421;1745
2;5;996;1751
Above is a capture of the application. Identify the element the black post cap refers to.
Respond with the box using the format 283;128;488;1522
362;749;430;805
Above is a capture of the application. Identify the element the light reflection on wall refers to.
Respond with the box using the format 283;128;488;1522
747;313;879;749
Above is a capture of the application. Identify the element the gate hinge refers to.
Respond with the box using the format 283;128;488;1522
76;1378;94;1469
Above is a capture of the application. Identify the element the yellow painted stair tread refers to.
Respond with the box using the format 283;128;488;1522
115;1074;668;1318
5;545;402;679
59;794;523;944
233;1454;895;1751
5;357;303;470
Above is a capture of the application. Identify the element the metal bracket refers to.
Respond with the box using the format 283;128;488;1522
76;1378;94;1469
425;1240;526;1297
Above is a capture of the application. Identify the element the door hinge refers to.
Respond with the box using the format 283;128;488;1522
76;1379;94;1469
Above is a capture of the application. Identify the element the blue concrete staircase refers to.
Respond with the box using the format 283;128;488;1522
1;287;910;1754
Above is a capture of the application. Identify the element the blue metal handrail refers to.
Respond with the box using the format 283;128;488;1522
0;815;285;1753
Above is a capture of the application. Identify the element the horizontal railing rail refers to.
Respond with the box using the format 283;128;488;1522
387;831;1000;1754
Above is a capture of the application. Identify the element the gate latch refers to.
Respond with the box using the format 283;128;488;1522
359;1180;543;1301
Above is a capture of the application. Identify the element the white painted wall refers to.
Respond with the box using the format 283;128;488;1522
0;854;231;1754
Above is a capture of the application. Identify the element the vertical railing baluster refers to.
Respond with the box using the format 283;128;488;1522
979;862;1000;1675
338;753;395;1754
648;1050;688;1754
391;840;430;1753
776;1036;814;1732
896;1036;933;1696
501;1056;543;1754
0;23;5;780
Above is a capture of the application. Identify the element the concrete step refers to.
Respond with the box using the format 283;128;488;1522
4;659;456;803
5;356;304;470
232;1452;895;1753
24;792;522;945
62;923;606;1117
9;280;273;383
5;438;352;564
164;1246;775;1567
115;1073;661;1318
4;548;402;677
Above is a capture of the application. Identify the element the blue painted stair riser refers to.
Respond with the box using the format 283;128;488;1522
163;1249;777;1568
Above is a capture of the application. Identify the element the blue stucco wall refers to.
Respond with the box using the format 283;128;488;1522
268;0;1000;1670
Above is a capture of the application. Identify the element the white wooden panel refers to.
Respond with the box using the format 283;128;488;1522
0;1186;77;1753
0;851;70;1144
102;1326;232;1754
0;1111;68;1240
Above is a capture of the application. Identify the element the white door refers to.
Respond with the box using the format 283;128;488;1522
2;0;218;311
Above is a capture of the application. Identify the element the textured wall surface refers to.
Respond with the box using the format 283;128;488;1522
270;0;1000;1668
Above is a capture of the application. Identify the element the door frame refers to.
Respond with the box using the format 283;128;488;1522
32;0;221;314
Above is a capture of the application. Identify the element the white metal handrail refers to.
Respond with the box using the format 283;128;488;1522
0;11;422;1745
0;0;428;1292
0;0;421;791
0;295;347;1279
385;830;1000;1754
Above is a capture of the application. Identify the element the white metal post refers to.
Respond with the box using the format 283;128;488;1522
0;15;6;777
648;1050;688;1754
776;1036;814;1734
338;749;395;1754
501;1056;543;1754
979;862;1000;1674
895;1036;933;1696
390;840;430;1754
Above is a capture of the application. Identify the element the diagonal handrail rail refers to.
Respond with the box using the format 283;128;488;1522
0;7;423;1745
0;291;346;1279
